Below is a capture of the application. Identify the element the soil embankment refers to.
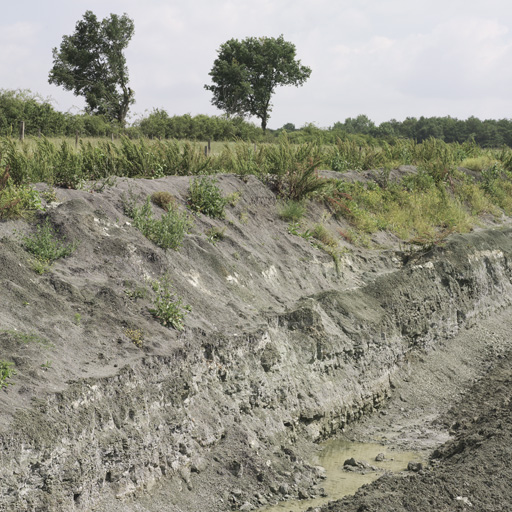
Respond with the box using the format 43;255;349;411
1;174;512;511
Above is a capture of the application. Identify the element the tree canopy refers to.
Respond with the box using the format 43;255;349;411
48;11;135;126
205;35;311;133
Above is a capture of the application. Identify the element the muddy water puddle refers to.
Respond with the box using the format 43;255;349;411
259;440;424;512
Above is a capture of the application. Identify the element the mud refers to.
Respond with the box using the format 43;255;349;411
1;173;512;511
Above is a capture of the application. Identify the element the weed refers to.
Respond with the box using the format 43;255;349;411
124;328;144;348
0;329;52;347
151;191;176;211
187;176;227;218
206;226;226;245
40;360;52;370
41;187;58;203
0;167;42;220
74;313;81;326
278;199;306;222
124;286;147;300
22;218;77;273
149;277;191;330
311;223;338;247
226;191;241;207
239;210;249;224
288;222;313;241
125;195;193;250
0;361;16;389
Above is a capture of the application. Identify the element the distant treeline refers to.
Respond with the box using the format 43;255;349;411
2;89;512;147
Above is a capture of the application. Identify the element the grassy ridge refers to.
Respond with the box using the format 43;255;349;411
2;134;512;247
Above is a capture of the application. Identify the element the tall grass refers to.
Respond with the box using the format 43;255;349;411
3;134;512;245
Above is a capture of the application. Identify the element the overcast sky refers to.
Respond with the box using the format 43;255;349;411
2;0;512;129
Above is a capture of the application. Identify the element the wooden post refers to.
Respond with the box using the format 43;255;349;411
19;121;25;141
204;146;208;156
208;139;211;154
111;133;114;142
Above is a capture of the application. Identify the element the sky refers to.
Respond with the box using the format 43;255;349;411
2;0;512;130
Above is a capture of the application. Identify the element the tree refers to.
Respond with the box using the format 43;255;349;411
48;11;135;126
205;35;311;133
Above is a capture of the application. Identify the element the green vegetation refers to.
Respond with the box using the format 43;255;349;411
206;226;226;245
205;35;311;133
151;191;176;211
187;176;227;218
149;277;191;330
0;168;42;220
122;194;193;250
0;361;16;389
22;218;78;273
124;328;144;348
278;200;306;222
49;11;135;126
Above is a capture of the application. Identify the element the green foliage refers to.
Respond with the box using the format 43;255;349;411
205;35;311;132
0;89;67;137
187;176;227;218
149;277;191;330
124;328;144;348
206;226;226;245
151;191;176;211
22;218;77;272
311;223;338;247
267;138;329;200
123;194;193;250
0;167;42;219
0;361;16;389
278;199;306;222
48;11;135;125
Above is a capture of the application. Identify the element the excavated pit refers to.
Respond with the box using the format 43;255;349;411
1;174;512;511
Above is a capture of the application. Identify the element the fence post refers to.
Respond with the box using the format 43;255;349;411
204;146;208;156
208;139;211;154
19;121;25;141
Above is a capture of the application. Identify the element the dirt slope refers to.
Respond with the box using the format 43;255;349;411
1;174;512;512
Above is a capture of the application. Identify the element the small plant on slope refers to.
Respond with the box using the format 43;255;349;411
0;361;16;389
149;277;191;330
187;176;227;218
22;218;77;273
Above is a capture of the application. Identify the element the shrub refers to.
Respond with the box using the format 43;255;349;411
267;138;328;200
187;176;227;218
22;218;77;272
311;223;337;247
0;167;42;220
0;361;16;389
206;226;226;245
124;195;193;250
151;191;176;211
278;199;306;222
149;277;191;330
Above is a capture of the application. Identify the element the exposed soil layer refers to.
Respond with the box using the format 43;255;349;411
320;311;512;512
1;173;512;512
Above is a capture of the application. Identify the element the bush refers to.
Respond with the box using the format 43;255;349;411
0;360;16;389
22;218;77;272
278;199;306;222
151;191;176;211
149;277;191;330
124;195;193;250
187;176;227;218
0;168;42;220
